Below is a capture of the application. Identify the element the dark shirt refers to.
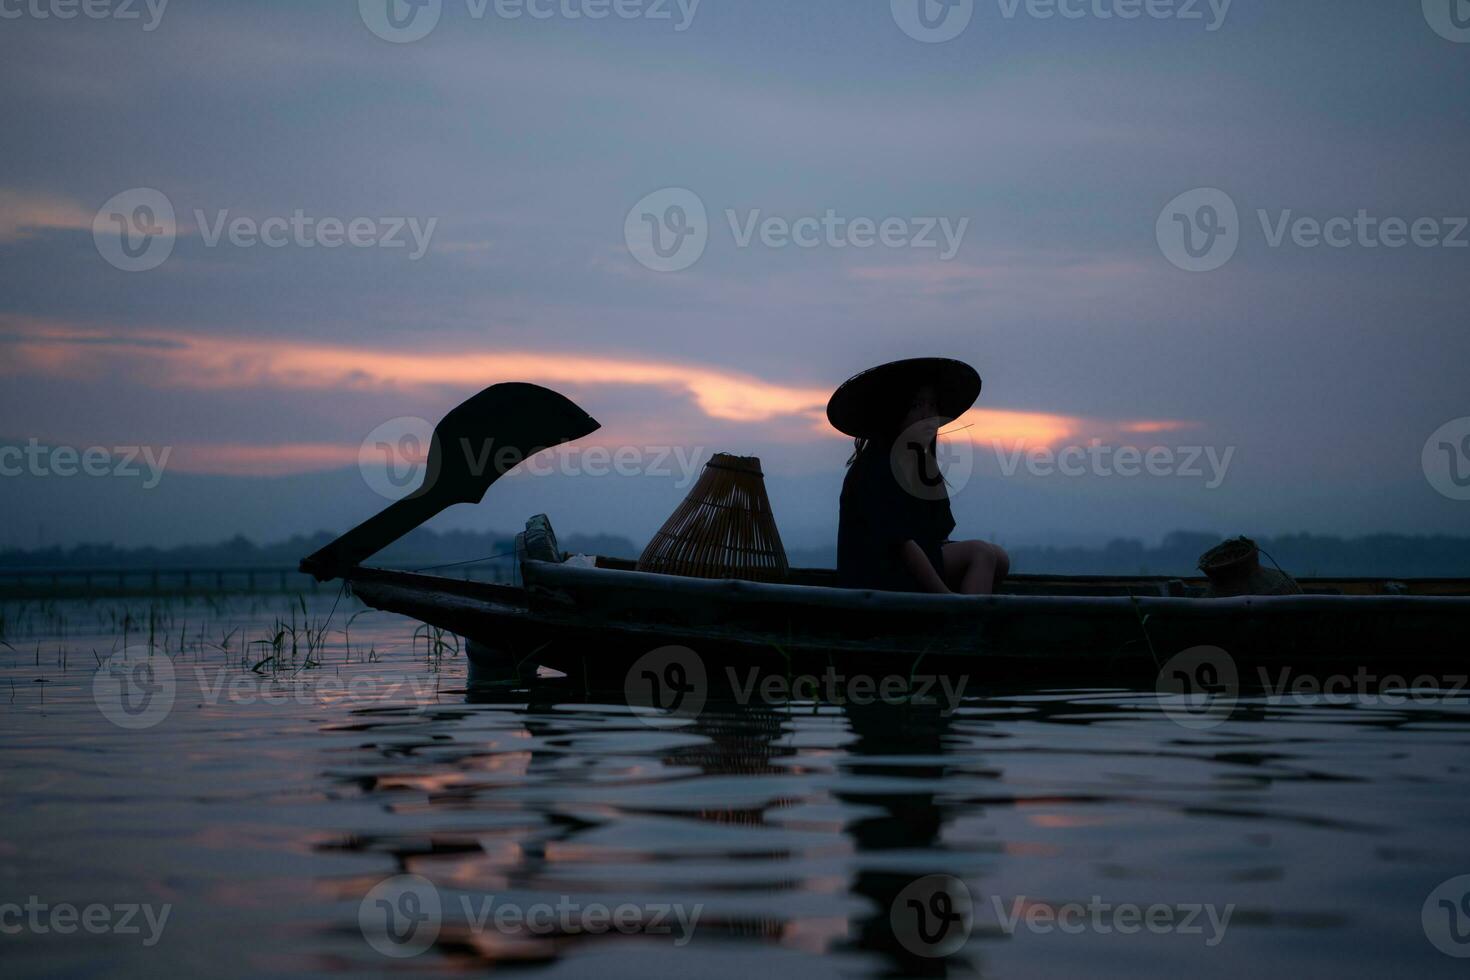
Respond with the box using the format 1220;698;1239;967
837;441;955;592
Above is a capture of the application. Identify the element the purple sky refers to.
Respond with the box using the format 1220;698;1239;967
1;0;1467;550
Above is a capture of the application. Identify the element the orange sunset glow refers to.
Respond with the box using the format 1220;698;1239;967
3;322;1191;475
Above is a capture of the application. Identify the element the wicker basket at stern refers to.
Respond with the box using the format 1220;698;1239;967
636;453;789;582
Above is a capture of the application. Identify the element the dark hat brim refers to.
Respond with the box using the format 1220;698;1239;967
825;358;981;439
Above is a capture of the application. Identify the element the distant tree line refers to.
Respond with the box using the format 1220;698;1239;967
794;530;1470;578
0;528;640;570
998;531;1470;578
2;529;1466;578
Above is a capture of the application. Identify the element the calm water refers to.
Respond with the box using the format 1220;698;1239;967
3;596;1469;978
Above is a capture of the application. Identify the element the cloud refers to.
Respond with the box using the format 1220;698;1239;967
1;320;1191;475
168;442;361;477
0;189;94;244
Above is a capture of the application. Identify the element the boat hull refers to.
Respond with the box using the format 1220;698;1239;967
344;562;1470;688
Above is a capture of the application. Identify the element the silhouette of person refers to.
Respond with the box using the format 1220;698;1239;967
829;359;1009;595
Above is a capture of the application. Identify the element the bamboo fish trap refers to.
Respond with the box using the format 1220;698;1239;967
636;453;789;582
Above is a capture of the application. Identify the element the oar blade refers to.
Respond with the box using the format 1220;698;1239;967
301;382;600;579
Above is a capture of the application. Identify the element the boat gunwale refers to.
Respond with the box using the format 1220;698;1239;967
342;560;1470;615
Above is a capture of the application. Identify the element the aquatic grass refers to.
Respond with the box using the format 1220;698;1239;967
249;628;285;674
3;593;406;695
339;610;373;663
1129;596;1163;670
907;645;931;695
412;624;460;671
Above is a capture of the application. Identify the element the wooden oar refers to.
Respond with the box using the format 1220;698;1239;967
300;382;600;581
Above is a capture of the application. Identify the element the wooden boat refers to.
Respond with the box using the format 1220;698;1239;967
304;383;1470;688
339;553;1470;685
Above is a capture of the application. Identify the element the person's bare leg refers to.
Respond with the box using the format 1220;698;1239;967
942;541;1009;595
990;543;1010;591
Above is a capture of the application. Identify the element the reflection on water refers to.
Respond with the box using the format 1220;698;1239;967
2;596;1469;978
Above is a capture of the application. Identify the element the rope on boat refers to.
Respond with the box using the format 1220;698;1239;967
410;549;519;574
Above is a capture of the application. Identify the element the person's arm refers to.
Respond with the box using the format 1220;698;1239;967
900;539;951;594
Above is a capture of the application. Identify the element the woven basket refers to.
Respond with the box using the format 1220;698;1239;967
637;454;789;582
